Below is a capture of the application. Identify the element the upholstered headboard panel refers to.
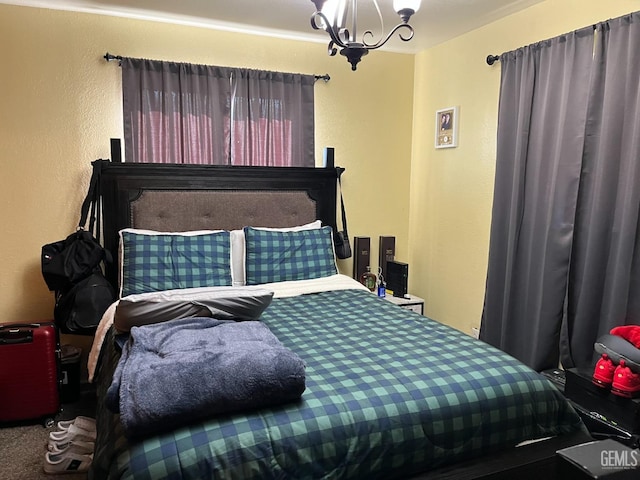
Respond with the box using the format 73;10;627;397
100;162;342;288
130;190;317;232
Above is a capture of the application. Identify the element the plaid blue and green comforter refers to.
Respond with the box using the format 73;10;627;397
90;289;584;479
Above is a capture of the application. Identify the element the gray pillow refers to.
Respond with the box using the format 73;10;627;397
114;287;274;332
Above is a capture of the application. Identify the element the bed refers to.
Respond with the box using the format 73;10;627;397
88;162;589;480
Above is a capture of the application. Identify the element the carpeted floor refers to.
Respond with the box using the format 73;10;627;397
0;386;97;479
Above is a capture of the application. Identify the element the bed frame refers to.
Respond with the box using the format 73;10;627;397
97;160;591;479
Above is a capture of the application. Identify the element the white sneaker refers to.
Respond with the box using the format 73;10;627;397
43;450;93;475
56;416;96;433
48;424;96;451
49;439;95;456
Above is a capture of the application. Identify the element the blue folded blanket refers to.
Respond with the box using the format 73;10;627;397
106;317;306;438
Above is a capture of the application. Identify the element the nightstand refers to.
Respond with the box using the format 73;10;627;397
383;294;424;315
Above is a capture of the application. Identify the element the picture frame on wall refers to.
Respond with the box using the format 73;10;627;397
435;106;459;149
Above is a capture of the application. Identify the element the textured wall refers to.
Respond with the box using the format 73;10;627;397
409;0;640;334
0;4;414;341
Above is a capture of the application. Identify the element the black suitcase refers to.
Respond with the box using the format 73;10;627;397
0;322;61;426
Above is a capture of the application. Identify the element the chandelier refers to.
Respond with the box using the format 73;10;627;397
310;0;421;71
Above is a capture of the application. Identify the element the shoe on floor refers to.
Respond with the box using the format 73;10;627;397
592;353;617;388
48;436;95;453
611;359;640;398
49;423;96;442
48;424;96;451
49;439;95;456
43;451;92;475
56;416;96;433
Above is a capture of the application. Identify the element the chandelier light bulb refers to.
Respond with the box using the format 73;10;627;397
321;0;346;31
393;0;421;14
393;0;421;23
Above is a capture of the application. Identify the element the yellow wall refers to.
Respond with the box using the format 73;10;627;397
0;3;414;347
409;0;640;334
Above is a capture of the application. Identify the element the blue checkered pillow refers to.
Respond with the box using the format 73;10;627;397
120;230;232;297
244;226;337;285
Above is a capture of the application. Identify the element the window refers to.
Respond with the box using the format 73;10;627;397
121;58;315;166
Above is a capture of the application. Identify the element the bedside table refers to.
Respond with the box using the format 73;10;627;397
383;294;424;315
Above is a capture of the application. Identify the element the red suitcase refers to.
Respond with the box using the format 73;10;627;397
0;322;61;426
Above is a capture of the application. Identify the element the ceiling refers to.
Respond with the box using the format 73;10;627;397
4;0;543;53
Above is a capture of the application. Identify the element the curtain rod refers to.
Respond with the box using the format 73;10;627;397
486;20;607;66
103;53;330;82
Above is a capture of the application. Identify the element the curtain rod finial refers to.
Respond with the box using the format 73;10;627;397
486;55;500;66
104;53;123;64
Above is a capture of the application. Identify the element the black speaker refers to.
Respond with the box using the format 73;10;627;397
378;236;395;282
386;260;408;298
353;236;370;281
323;147;335;168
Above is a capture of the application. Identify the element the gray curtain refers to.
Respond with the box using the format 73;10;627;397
122;58;231;164
480;12;640;372
561;14;640;369
229;69;315;166
122;58;314;166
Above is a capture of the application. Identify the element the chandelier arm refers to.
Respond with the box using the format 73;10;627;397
338;27;351;44
359;0;386;48
311;12;348;48
361;23;414;49
327;41;338;57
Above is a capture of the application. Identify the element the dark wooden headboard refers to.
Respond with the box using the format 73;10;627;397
99;162;343;288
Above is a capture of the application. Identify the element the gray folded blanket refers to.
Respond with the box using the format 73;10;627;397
113;287;276;332
106;317;306;438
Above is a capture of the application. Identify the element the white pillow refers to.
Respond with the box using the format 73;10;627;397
230;221;322;286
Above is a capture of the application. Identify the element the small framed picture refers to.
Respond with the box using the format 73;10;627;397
435;106;458;149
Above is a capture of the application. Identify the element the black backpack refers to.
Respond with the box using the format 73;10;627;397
54;272;115;334
41;229;107;292
41;159;115;334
